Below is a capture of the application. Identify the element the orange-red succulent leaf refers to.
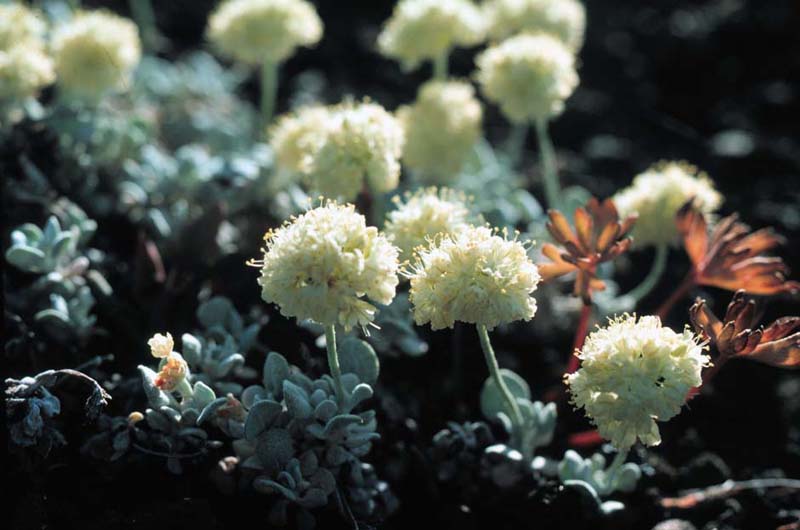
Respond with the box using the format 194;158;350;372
747;333;800;368
761;317;800;343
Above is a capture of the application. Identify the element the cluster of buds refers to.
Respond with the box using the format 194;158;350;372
147;332;190;393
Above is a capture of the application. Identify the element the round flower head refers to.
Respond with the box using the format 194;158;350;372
307;101;405;201
0;3;48;50
398;80;483;183
251;202;400;331
378;0;485;70
207;0;323;64
406;225;540;330
51;10;141;99
484;0;586;51
0;46;55;101
613;161;723;248
566;314;709;451
385;187;478;262
148;332;174;359
475;32;578;124
269;105;332;174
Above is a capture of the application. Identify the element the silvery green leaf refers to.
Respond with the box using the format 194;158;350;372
348;383;373;408
322;414;362;439
197;297;234;329
310;468;337;495
563;479;602;509
6;246;46;272
600;500;626;514
245;400;283;441
181;333;202;365
309;388;327;407
214;353;245;377
178;427;208;441
263;352;289;396
51;232;76;263
197;396;230;425
283;380;312;420
241;385;268;408
325;445;350;466
144;408;173;432
298;488;328;509
239;323;260;351
138;366;172;408
17;223;43;242
613;463;641;493
314;400;338;422
35;308;71;326
191;381;216;410
42;217;61;245
480;369;531;422
337;337;380;386
255;427;294;474
253;477;296;499
299;450;318;476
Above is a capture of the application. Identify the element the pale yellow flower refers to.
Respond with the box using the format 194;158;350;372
613;161;722;248
398;80;483;183
0;45;54;101
252;202;400;331
484;0;586;51
51;10;141;99
566;314;709;451
307;101;405;201
0;3;48;50
378;0;485;70
207;0;322;64
147;332;174;359
475;32;578;124
406;225;540;330
269;105;332;174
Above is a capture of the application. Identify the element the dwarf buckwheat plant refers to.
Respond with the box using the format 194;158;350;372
51;10;142;100
397;80;483;183
484;0;587;51
269;105;331;175
378;0;484;78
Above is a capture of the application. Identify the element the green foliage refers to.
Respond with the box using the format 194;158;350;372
6;216;80;275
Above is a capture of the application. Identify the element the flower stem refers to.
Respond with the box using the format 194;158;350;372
260;60;279;129
623;244;669;304
505;122;528;168
324;324;346;403
432;51;449;80
476;324;524;440
656;271;695;320
129;0;160;53
567;302;592;373
534;118;560;209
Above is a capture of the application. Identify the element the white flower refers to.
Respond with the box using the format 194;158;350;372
0;45;54;101
207;0;322;64
398;80;483;183
251;202;400;331
378;0;485;70
385;187;477;261
475;32;578;123
306;101;405;201
484;0;586;51
269;105;332;174
0;3;48;50
406;225;541;330
566;314;709;450
613;161;723;248
148;332;174;359
51;10;141;99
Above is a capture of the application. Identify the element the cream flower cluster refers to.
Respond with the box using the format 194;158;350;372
269;105;331;173
613;161;723;248
378;0;485;70
253;202;399;331
51;10;141;99
476;33;578;124
147;332;189;392
398;80;483;183
305;101;405;201
406;225;540;330
0;3;54;102
0;3;47;49
484;0;586;51
207;0;323;64
385;188;477;261
566;315;708;451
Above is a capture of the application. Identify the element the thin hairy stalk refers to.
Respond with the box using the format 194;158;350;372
505;122;528;168
325;324;346;403
476;324;524;441
534;118;560;209
660;478;800;509
623;244;669;304
656;271;695;319
129;0;160;52
260;60;280;129
432;51;449;80
567;303;592;373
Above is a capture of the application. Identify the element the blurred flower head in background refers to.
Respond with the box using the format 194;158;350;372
378;0;485;70
476;32;579;124
0;3;48;50
484;0;586;51
0;46;55;102
207;0;323;64
398;79;483;183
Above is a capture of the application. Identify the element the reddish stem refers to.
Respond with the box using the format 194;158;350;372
568;429;604;448
656;271;695;320
567;302;592;374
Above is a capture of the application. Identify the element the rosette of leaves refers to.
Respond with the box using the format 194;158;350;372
199;348;387;529
34;286;96;340
136;365;221;474
6;216;83;276
6;369;110;457
81;414;141;462
181;296;262;394
430;421;496;491
554;449;641;514
480;368;557;459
